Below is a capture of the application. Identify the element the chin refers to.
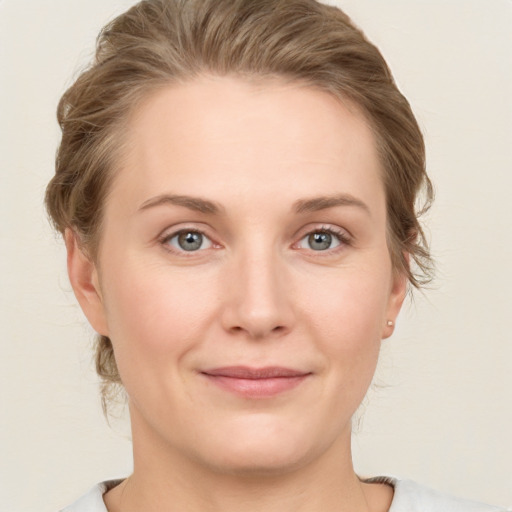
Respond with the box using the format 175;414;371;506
207;443;311;477
188;414;334;477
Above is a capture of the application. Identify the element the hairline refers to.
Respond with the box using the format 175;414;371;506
84;72;400;275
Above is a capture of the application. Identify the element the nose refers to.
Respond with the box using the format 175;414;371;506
220;245;296;340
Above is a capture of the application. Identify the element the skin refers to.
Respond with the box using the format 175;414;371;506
66;76;407;512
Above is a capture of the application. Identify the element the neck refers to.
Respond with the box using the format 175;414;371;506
104;411;391;512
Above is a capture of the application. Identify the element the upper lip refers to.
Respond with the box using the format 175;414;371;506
201;366;310;379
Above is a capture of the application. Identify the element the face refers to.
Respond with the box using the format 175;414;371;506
70;76;406;475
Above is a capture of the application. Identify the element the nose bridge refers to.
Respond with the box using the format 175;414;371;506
222;236;294;338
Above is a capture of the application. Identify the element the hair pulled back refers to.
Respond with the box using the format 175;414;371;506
46;0;433;412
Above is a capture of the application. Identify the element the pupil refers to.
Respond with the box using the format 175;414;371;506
309;232;332;251
178;232;202;251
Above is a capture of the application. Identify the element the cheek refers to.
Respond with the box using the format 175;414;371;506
301;266;391;350
287;266;392;432
297;263;392;402
100;257;220;369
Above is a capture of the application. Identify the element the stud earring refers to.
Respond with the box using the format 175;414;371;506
387;320;394;327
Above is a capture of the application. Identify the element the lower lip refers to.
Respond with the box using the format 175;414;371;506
202;374;309;398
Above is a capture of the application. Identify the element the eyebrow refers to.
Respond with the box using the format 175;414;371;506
138;194;223;215
293;194;371;215
138;192;370;216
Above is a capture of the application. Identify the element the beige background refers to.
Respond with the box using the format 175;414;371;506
1;1;511;510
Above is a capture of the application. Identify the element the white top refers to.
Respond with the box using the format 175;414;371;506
61;476;510;512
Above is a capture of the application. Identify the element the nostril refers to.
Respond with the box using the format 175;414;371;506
227;324;287;338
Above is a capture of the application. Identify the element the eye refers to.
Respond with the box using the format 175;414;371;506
296;228;347;251
164;230;213;252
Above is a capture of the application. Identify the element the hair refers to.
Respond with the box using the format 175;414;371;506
45;0;434;413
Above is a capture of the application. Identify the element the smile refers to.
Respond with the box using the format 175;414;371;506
200;366;311;398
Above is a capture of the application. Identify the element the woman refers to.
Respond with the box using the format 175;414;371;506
44;1;508;511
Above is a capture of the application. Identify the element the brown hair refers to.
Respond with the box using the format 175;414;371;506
45;0;433;412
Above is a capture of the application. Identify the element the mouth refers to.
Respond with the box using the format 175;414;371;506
200;366;311;398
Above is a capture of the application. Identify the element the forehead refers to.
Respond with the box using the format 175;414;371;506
113;75;384;216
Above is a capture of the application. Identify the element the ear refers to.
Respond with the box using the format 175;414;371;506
64;229;109;336
382;265;408;340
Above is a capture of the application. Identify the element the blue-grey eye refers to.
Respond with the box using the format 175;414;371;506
167;231;212;252
298;230;342;251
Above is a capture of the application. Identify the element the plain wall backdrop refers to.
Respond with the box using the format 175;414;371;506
1;1;511;510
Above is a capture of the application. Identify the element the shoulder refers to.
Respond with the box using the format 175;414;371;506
60;477;510;512
60;480;123;512
368;476;510;512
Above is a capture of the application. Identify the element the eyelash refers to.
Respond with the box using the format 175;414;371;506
158;225;351;256
159;227;216;256
295;225;352;254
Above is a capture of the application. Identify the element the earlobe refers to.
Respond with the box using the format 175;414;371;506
382;270;408;340
64;229;109;336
